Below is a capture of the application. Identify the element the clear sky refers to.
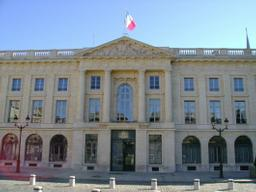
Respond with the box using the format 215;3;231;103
0;0;255;50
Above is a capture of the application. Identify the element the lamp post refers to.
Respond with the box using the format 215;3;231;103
14;114;30;173
211;116;229;178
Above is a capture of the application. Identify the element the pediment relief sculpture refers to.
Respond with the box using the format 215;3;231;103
76;37;171;58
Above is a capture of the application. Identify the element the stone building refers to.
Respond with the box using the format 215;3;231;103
0;36;255;172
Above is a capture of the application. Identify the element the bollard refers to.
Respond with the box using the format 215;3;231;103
69;176;75;187
29;174;36;186
91;189;101;192
193;179;200;190
151;178;158;190
228;179;234;190
33;186;43;192
109;177;116;189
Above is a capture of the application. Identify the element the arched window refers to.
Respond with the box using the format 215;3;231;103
182;136;201;164
49;135;67;162
1;133;18;160
116;84;133;122
235;136;253;163
25;134;42;161
209;136;227;163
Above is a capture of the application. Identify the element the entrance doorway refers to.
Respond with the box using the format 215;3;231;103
111;130;135;171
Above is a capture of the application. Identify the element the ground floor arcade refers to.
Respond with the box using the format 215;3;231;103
0;127;255;172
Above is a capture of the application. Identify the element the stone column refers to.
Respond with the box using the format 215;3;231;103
103;69;111;122
201;137;209;171
223;75;233;123
165;70;172;122
76;70;86;122
248;75;256;125
138;70;145;122
22;75;31;120
198;75;207;124
44;74;55;123
227;137;235;169
135;130;147;171
0;75;8;123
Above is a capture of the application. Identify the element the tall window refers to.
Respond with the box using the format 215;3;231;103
116;84;133;121
182;136;201;164
58;78;68;91
234;78;244;92
0;133;18;160
8;100;20;123
34;78;44;91
49;135;67;162
184;78;194;91
55;100;67;123
89;98;100;122
149;76;160;89
209;136;227;163
209;100;222;124
149;135;162;164
148;99;160;122
209;78;219;91
235;136;253;163
12;78;21;91
235;101;246;124
31;100;43;123
184;100;196;124
85;134;98;163
25;134;42;161
90;76;101;90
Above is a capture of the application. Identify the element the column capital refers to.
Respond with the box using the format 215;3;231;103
79;69;86;73
104;68;112;73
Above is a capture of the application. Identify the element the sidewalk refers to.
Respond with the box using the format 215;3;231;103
0;167;254;184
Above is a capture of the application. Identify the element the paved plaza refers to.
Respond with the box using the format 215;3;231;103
0;179;255;192
0;167;255;191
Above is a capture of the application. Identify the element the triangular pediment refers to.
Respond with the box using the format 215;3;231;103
76;36;172;59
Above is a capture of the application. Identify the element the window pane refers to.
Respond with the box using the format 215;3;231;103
234;78;244;92
25;134;42;161
148;99;160;122
58;78;68;91
209;100;221;124
209;78;219;91
35;78;44;91
235;136;253;163
55;100;67;123
85;134;98;163
89;98;100;122
32;100;43;123
209;136;227;163
8;100;20;122
235;101;246;124
184;78;194;91
116;84;133;121
149;135;162;164
182;136;201;164
184;101;196;124
149;76;160;89
12;78;21;91
91;76;101;89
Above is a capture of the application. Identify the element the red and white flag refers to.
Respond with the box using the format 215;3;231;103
125;13;136;31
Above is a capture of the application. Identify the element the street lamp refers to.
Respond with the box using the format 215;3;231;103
14;114;30;173
211;116;229;178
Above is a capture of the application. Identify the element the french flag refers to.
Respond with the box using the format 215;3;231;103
125;13;136;31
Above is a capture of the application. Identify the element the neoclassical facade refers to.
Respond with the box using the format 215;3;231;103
0;36;255;172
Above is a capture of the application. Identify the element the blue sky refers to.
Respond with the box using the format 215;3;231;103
0;0;255;50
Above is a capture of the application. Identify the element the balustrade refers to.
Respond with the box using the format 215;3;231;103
0;47;256;60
